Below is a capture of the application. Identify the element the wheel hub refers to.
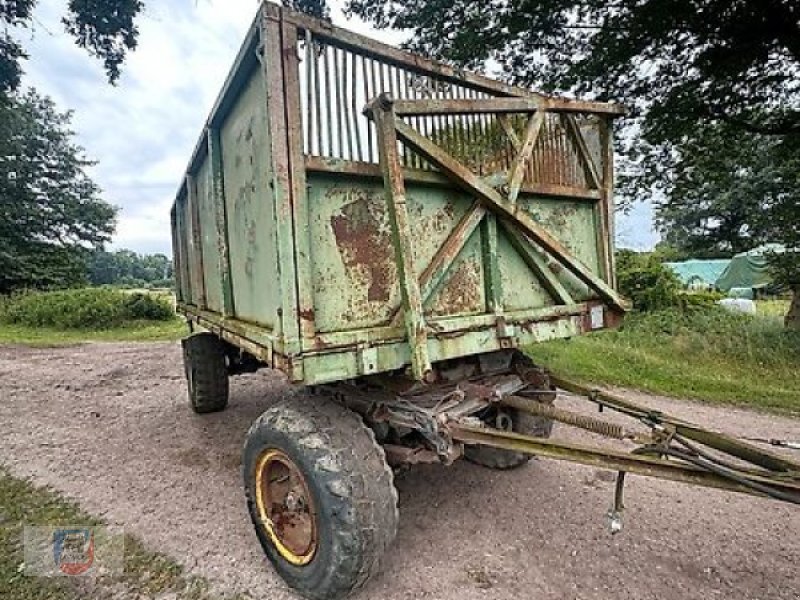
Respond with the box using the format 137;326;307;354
254;449;318;565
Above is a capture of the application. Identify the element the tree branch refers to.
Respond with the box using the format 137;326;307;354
707;105;800;136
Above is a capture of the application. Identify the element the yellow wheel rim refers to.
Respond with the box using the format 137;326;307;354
254;449;318;566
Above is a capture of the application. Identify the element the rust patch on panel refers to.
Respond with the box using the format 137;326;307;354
428;257;483;316
330;191;395;302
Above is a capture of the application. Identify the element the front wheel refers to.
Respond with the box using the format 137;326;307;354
243;396;398;600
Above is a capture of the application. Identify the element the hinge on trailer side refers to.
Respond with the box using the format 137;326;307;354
496;317;516;349
356;343;379;376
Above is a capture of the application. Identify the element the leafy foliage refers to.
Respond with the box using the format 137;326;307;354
284;0;331;20
86;249;174;288
0;90;116;293
0;0;143;93
651;123;799;293
345;0;799;137
615;249;681;312
343;0;800;296
653;124;777;256
0;288;174;329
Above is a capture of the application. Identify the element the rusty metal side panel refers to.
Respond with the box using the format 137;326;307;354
306;172;487;333
218;66;280;329
302;172;601;344
193;156;223;313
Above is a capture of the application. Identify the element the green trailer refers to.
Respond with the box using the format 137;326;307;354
172;4;800;599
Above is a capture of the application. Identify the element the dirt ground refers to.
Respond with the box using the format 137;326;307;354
1;342;798;600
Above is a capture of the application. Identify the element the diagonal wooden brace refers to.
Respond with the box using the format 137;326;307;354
392;116;628;311
389;200;487;326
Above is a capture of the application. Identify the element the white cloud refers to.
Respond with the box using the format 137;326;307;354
21;0;655;256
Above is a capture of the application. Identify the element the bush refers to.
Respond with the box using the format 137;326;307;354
122;292;175;321
0;288;175;329
677;290;724;310
616;249;682;311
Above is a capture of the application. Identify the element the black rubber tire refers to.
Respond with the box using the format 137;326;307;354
243;396;398;600
182;332;229;414
463;408;553;469
464;353;554;470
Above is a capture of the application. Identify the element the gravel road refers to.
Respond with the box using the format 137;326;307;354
1;342;798;600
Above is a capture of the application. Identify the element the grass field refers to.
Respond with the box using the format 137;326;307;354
0;319;186;346
0;468;234;600
527;304;800;414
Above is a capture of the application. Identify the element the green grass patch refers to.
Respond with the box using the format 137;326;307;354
0;320;186;346
0;468;237;600
527;307;800;414
756;298;791;318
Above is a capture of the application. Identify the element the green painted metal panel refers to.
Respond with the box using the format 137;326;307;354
306;173;488;333
521;195;601;302
174;196;192;303
184;186;204;307
220;68;280;329
303;173;603;338
300;313;583;385
195;157;224;312
496;230;553;312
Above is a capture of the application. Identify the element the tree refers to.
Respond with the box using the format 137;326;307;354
0;90;117;293
1;0;143;94
343;0;799;322
652;123;781;257
345;1;798;136
86;248;174;288
616;249;681;312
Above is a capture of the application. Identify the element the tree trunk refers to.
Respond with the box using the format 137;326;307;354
786;286;800;330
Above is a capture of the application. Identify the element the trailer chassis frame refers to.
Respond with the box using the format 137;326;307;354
321;362;800;522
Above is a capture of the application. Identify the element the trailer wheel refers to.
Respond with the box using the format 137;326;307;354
464;353;554;469
243;396;398;600
182;332;229;414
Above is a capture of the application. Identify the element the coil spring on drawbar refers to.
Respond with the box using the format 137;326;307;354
504;397;627;440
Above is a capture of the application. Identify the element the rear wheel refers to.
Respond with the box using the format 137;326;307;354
243;396;398;600
464;353;555;470
182;332;229;413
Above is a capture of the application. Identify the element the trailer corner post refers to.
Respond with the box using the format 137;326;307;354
186;173;207;309
261;6;303;369
372;95;432;381
208;127;235;317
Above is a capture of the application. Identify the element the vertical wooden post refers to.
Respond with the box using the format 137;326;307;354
372;96;431;381
186;174;207;309
208;128;234;317
280;17;316;347
599;116;616;287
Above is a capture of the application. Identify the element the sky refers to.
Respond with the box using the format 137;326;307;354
21;0;658;256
